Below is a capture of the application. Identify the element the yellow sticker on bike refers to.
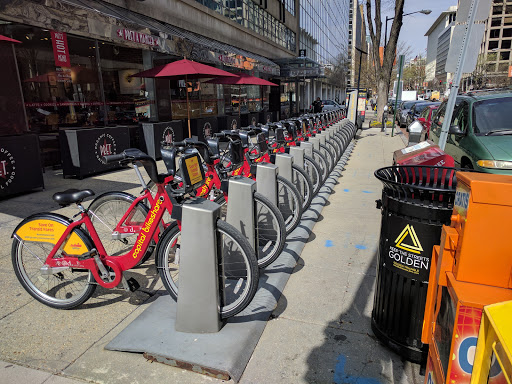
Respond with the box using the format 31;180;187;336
16;219;87;254
185;156;203;185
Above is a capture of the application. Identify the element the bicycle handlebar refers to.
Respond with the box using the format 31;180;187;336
103;153;128;164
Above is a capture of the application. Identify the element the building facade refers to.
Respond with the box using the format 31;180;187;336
0;0;349;168
347;0;365;89
277;0;349;112
424;6;457;88
462;0;512;90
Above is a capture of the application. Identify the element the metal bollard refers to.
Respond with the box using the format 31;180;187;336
289;147;305;170
308;137;320;151
256;163;278;206
300;141;313;157
175;198;222;333
274;153;293;183
226;177;256;251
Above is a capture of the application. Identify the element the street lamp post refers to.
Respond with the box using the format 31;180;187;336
384;9;432;50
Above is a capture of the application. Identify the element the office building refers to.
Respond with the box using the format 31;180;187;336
424;6;457;89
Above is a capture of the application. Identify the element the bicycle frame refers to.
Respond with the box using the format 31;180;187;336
41;182;177;289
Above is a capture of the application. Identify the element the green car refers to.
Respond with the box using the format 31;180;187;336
429;90;512;174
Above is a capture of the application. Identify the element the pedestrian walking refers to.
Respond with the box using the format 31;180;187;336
312;97;323;113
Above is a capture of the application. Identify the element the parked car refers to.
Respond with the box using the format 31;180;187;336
397;100;422;127
417;104;440;139
387;98;402;114
430;90;512;174
321;99;343;111
406;101;441;128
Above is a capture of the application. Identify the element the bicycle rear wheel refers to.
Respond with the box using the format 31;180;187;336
156;220;259;319
277;175;303;235
87;193;155;265
12;215;96;309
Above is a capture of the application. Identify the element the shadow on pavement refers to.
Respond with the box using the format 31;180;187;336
304;251;422;384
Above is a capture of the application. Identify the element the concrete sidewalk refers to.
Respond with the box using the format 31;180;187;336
0;113;420;384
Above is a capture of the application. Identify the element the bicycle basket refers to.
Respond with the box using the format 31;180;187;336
228;139;244;169
275;127;286;143
256;132;268;153
178;152;206;193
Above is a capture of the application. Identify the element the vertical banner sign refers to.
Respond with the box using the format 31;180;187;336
51;31;70;68
347;90;358;124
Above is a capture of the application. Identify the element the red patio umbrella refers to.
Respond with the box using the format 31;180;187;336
205;73;278;117
205;72;278;87
130;59;238;137
0;35;21;44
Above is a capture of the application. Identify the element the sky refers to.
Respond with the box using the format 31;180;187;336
377;0;459;59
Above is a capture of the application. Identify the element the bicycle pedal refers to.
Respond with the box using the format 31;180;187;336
126;277;140;292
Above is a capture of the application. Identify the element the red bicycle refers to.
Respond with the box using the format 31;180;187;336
11;146;259;318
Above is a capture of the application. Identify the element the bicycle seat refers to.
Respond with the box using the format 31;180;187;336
53;189;95;206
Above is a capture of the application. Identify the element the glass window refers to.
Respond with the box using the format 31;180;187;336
99;43;152;125
13;26;103;132
473;97;512;134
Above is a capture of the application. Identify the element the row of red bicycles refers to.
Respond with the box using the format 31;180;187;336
11;108;356;318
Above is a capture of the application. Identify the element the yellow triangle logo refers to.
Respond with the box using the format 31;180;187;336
395;224;423;254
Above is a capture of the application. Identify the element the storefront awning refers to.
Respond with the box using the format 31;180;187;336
61;0;280;75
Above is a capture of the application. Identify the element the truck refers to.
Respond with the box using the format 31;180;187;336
401;90;417;101
430;91;440;101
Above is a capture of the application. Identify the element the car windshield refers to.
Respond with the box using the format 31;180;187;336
403;101;416;109
473;97;512;134
323;100;334;105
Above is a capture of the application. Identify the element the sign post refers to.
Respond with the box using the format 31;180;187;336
438;0;491;150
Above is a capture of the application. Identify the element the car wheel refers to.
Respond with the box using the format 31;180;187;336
462;159;474;170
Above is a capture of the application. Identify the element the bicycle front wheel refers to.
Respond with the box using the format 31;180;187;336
277;175;303;235
292;164;313;210
12;217;96;309
312;149;328;183
304;155;322;195
156;220;259;319
215;192;286;268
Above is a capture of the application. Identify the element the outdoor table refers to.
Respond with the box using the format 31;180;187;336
0;134;44;198
139;120;184;159
59;126;131;179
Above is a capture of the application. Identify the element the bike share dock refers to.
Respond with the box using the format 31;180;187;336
0;111;422;384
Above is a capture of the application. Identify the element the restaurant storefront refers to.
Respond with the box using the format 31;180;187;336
0;0;280;189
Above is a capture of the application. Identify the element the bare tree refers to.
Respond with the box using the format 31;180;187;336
327;53;349;90
365;0;405;120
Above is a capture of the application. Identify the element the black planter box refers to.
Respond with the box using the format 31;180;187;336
218;115;241;132
0;134;44;198
240;112;260;128
261;111;278;124
140;120;184;159
190;117;218;142
59;126;131;179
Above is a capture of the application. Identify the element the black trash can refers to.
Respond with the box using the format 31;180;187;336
372;165;458;363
